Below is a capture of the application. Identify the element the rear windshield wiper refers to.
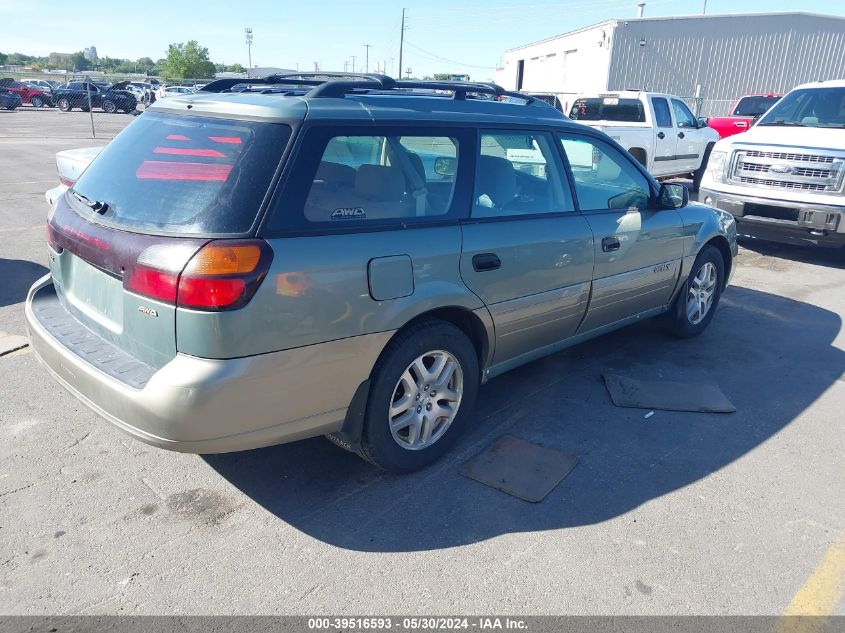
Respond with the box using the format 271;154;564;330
71;190;109;214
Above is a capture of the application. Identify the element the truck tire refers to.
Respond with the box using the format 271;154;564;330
692;143;714;192
667;245;724;338
359;320;479;473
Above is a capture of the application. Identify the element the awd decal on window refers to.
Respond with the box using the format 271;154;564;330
331;207;366;220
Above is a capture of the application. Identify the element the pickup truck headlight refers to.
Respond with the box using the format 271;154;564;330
704;150;728;183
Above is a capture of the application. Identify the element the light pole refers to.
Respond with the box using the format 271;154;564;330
351;55;356;73
363;44;372;73
244;27;253;73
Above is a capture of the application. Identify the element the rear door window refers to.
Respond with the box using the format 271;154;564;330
569;97;646;122
651;98;673;128
268;126;474;232
70;112;290;235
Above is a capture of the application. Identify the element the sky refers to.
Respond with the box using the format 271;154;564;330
2;0;844;80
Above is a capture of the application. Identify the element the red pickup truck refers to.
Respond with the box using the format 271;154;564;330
707;94;781;139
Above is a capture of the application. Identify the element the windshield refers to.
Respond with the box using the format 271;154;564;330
732;95;780;117
757;87;845;128
569;97;646;123
71;112;291;235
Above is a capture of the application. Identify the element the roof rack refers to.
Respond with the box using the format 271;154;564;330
200;72;536;105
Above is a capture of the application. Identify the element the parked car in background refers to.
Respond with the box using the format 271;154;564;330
44;146;106;205
707;94;782;139
569;91;719;189
25;79;58;95
0;78;52;107
52;81;137;113
27;76;736;473
0;87;23;110
700;80;845;248
161;85;197;98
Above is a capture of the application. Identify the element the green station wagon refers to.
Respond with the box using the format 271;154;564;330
26;74;737;472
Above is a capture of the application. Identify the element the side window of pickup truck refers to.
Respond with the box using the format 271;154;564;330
652;98;673;128
671;100;697;128
559;135;651;212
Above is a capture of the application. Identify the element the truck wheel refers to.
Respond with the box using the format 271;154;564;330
57;98;71;112
359;320;479;473
31;96;44;108
102;100;117;114
667;245;724;338
692;144;714;192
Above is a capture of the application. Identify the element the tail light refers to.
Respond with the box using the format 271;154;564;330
125;240;272;311
59;176;75;187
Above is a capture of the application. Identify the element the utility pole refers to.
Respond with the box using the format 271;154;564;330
344;60;349;72
313;61;320;72
244;27;253;71
702;0;708;14
363;44;372;73
398;8;406;80
351;55;356;73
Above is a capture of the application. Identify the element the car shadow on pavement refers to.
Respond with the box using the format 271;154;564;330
0;258;48;308
204;285;845;552
738;237;845;270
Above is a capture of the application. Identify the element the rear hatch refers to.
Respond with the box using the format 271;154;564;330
46;111;291;369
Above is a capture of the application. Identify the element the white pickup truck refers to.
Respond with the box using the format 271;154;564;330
569;91;719;189
700;80;845;248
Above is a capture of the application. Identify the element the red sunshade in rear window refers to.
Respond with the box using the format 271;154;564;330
153;147;226;158
136;161;233;181
166;134;191;140
209;136;243;144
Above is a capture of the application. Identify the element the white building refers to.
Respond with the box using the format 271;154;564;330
83;46;98;61
497;12;845;116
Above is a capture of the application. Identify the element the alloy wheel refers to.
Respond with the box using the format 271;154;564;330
687;261;718;325
389;350;464;451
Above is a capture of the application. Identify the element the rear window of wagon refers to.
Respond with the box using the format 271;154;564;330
70;112;291;235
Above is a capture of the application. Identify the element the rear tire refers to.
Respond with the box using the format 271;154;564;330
692;143;714;192
629;148;648;168
31;96;44;108
57;98;71;112
360;320;480;473
667;245;724;338
102;100;116;113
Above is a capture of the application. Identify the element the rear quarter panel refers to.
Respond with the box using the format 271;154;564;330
676;202;737;282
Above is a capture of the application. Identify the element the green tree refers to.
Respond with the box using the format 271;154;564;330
227;63;245;73
0;52;7;65
164;41;216;79
69;51;90;71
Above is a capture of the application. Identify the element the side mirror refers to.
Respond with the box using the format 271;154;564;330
696;117;709;128
658;182;689;209
433;156;457;177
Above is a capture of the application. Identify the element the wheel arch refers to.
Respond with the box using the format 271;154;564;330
629;147;648;168
704;234;733;290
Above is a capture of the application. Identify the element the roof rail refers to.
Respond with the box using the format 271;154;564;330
200;72;539;106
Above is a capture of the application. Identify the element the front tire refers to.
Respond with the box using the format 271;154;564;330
57;98;71;112
668;245;724;338
360;320;480;473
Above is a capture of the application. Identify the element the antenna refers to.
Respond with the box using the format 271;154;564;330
244;27;253;70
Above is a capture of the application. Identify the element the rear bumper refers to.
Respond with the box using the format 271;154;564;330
700;188;845;248
25;275;391;453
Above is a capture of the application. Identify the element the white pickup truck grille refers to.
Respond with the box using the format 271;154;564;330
729;148;844;193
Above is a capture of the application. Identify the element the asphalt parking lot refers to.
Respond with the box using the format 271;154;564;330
1;108;844;616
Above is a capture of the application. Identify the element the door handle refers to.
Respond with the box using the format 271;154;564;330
657;131;665;139
472;253;501;272
601;237;620;252
678;131;685;139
